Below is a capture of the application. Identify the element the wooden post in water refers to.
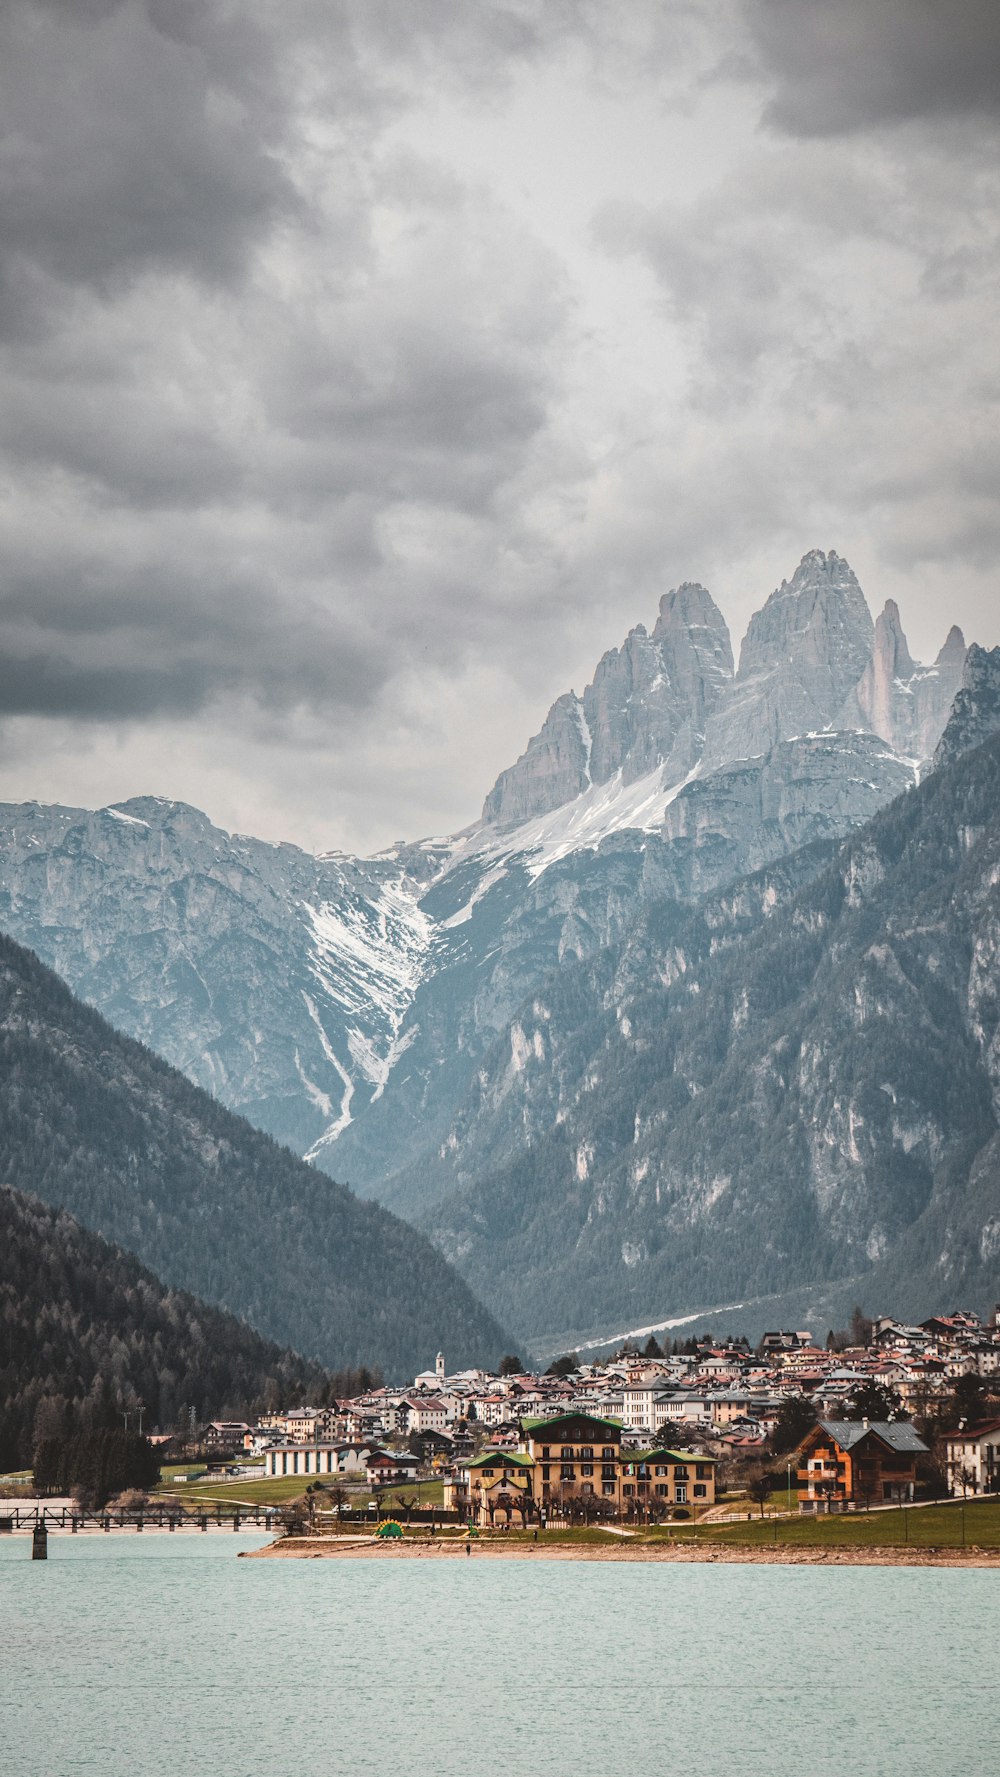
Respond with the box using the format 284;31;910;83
31;1521;48;1560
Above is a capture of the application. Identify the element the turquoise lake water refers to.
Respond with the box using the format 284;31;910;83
3;1535;999;1776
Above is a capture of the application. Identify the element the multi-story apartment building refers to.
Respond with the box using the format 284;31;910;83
519;1413;624;1510
622;1447;717;1511
447;1417;717;1521
449;1451;535;1524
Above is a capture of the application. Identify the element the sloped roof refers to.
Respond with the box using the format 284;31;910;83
819;1420;928;1454
945;1419;1000;1442
520;1413;623;1433
466;1450;534;1470
627;1448;719;1466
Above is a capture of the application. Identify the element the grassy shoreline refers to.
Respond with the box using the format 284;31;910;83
245;1497;1000;1563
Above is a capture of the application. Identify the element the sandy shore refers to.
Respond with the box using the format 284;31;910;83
244;1536;1000;1568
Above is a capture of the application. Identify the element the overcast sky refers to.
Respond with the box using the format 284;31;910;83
1;1;998;852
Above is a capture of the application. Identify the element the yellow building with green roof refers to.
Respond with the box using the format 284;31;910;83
519;1412;625;1513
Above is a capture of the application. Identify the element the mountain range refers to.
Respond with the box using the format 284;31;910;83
422;656;1000;1345
0;546;992;1354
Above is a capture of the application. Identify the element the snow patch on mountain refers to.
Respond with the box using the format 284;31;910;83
303;878;433;1026
459;759;700;880
302;992;354;1157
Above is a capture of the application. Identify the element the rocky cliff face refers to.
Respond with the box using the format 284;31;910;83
0;796;433;1158
846;602;966;757
485;550;964;833
483;580;733;827
701;550;874;768
933;644;1000;771
422;728;1000;1347
659;732;916;902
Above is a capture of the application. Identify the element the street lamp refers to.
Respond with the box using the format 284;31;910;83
787;1459;792;1513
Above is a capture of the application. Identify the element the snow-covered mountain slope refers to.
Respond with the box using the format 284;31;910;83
0;550;969;1204
0;795;439;1158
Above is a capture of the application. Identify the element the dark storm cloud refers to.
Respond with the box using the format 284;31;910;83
0;540;389;722
0;0;574;737
742;0;1000;135
0;1;302;297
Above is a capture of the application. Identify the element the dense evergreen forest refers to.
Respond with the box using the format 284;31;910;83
0;1184;339;1470
0;931;514;1377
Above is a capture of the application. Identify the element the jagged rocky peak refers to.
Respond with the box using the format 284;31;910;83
701;549;875;769
481;690;591;827
846;601;966;758
933;643;1000;771
583;585;732;788
738;549;874;686
482;582;733;827
482;547;969;832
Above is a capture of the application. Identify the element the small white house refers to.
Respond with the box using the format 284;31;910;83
263;1441;379;1480
945;1421;1000;1494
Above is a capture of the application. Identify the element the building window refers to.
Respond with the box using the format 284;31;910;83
601;1465;616;1480
542;1447;550;1460
541;1466;550;1481
481;1469;493;1477
580;1447;593;1460
655;1484;668;1497
623;1484;634;1497
694;1484;707;1498
581;1464;593;1477
561;1446;574;1458
696;1466;713;1480
602;1483;616;1496
674;1466;688;1479
560;1466;575;1481
602;1446;616;1459
582;1483;594;1495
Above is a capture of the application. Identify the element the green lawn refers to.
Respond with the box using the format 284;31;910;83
158;1475;320;1507
653;1498;1000;1550
155;1473;446;1511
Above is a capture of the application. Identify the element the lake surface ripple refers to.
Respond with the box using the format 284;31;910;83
3;1536;999;1776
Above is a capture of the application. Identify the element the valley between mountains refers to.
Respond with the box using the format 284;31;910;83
3;547;999;1358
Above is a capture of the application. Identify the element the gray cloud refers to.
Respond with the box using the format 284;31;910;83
0;0;579;745
741;0;1000;135
0;2;302;296
0;1;998;848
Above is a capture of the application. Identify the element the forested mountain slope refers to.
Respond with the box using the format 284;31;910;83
423;658;1000;1346
0;1184;332;1470
0;932;513;1376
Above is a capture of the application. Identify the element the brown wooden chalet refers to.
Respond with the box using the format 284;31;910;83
796;1419;928;1511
